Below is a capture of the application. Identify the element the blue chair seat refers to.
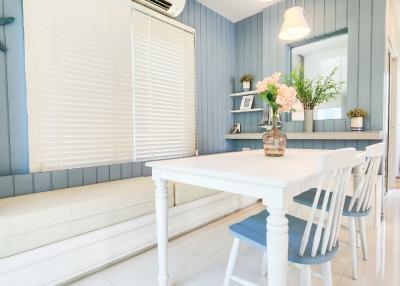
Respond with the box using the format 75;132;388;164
293;188;371;217
229;210;339;265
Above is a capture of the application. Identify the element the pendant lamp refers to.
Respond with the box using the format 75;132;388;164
279;1;311;41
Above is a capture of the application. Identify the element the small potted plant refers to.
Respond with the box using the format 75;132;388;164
347;108;368;131
290;67;342;132
240;74;254;91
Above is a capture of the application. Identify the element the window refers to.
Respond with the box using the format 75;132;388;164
25;0;196;172
291;34;348;121
25;0;133;172
131;8;196;162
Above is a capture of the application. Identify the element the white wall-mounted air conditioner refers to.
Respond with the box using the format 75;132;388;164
132;0;186;18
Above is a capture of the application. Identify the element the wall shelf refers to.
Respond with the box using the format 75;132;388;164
229;90;258;97
224;131;384;141
230;108;263;114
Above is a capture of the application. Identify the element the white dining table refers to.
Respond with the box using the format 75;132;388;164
146;149;365;286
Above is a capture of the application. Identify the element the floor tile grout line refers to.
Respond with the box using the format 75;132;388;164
335;259;352;286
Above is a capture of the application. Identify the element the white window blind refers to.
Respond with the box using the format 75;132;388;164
24;0;134;172
132;8;196;162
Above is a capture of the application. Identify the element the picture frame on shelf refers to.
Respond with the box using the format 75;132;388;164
240;95;254;110
230;123;241;134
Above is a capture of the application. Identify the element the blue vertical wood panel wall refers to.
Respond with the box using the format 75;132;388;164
0;0;235;197
232;0;386;151
177;0;235;155
234;12;264;151
0;0;29;176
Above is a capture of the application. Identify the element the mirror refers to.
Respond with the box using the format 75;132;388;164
290;33;348;121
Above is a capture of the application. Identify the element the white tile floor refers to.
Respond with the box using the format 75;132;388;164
71;191;400;286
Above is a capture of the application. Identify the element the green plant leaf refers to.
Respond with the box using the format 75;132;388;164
289;66;342;110
259;92;268;103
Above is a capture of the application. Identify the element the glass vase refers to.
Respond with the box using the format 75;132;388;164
262;116;287;157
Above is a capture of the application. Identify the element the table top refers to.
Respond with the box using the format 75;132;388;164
147;149;365;189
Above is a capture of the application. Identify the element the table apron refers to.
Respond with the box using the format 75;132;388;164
152;168;287;207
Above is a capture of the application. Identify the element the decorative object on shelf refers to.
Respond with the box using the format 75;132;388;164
230;123;241;134
279;1;311;41
304;109;313;133
240;74;254;91
239;95;254;110
256;72;297;157
0;17;15;52
347;108;368;131
290;66;342;132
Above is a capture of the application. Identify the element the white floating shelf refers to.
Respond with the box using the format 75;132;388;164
230;108;263;114
224;131;384;141
229;90;258;97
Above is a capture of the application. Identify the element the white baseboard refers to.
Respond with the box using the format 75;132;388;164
0;193;257;286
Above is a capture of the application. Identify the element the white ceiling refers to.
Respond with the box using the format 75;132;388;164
196;0;282;23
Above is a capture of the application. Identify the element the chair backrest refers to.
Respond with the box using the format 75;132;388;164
348;142;385;213
299;148;357;257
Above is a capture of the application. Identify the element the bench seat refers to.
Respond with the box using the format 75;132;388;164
0;177;174;259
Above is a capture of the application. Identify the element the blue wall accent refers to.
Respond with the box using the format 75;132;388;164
234;12;264;133
231;0;386;151
0;162;152;198
177;0;235;155
0;0;29;176
0;0;235;197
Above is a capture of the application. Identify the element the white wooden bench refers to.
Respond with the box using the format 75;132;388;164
0;177;257;285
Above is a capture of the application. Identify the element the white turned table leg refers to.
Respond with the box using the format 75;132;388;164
267;206;289;286
155;179;169;286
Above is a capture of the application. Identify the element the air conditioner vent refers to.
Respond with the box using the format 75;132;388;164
144;0;172;11
132;0;186;18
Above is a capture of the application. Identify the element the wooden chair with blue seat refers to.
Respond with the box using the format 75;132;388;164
223;148;357;286
292;142;385;280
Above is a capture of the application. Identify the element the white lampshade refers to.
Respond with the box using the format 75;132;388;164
279;7;311;41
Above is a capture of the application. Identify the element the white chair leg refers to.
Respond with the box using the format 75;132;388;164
223;238;241;286
357;217;368;260
261;251;268;277
349;217;358;280
321;262;332;286
300;265;311;286
356;221;361;248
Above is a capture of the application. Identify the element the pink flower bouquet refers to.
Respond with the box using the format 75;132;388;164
256;72;297;119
